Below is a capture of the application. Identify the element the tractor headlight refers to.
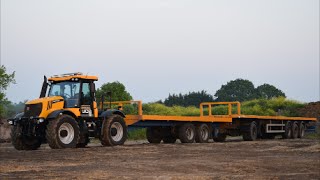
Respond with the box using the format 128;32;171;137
37;118;44;124
8;120;13;125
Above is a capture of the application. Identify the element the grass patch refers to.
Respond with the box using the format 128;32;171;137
128;128;146;140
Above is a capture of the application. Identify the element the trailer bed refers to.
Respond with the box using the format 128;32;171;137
110;101;317;126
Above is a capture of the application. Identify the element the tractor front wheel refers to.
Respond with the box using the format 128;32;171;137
46;115;80;149
11;124;41;150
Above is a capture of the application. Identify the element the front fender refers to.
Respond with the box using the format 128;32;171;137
99;109;126;119
47;110;76;119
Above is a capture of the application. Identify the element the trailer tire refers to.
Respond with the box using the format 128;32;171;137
243;121;258;141
46;115;80;149
11;125;41;150
282;121;292;139
100;115;127;146
291;121;299;139
298;122;305;138
161;127;177;143
146;127;162;144
179;123;195;143
212;126;226;142
195;123;210;143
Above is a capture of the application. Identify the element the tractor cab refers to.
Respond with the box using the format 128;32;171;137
44;72;99;118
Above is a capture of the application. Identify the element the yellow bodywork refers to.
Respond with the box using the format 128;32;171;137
26;96;81;118
24;73;99;119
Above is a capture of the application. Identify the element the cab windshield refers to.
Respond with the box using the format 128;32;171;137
48;81;81;108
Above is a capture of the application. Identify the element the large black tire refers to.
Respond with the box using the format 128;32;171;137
11;125;41;150
298;122;305;138
46;115;80;149
282;121;292;139
162;127;177;144
243;121;258;141
291;121;299;139
100;115;127;146
146;127;162;144
195;123;210;143
76;121;90;148
178;123;195;143
76;133;90;148
212;126;226;142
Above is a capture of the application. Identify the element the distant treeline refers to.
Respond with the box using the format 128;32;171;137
162;79;286;107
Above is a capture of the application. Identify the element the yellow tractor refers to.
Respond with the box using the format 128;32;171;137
8;72;127;150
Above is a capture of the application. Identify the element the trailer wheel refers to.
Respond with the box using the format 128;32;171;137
282;121;292;139
179;123;195;143
146;127;162;144
162;127;177;144
291;121;299;139
298;122;305;138
243;121;258;141
11;124;41;150
212;126;226;142
46;114;80;149
195;123;210;143
100;115;128;146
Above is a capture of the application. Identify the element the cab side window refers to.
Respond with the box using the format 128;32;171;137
82;83;91;105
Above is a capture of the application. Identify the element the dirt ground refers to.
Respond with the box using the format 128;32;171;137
0;138;319;180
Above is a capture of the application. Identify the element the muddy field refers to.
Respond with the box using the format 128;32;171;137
0;138;319;180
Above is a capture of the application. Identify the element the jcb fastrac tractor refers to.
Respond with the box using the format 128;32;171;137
8;72;127;150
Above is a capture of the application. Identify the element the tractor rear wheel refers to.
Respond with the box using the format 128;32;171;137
100;115;128;146
11;124;41;150
46;114;80;149
146;127;162;144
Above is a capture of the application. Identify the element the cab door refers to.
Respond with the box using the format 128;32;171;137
80;82;95;117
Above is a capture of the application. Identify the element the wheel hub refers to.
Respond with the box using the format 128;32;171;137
110;122;123;142
58;123;75;144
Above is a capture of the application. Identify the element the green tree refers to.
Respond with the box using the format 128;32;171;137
256;84;286;99
214;79;256;102
164;90;214;107
0;65;15;118
95;81;133;102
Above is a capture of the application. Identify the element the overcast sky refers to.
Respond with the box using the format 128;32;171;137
1;0;319;103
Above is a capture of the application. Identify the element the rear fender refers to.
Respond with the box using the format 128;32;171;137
99;109;125;119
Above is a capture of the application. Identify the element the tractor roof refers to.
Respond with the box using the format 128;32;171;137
48;72;98;82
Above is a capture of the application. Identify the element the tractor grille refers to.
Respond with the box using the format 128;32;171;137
24;103;42;117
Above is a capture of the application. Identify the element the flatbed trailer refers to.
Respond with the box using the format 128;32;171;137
111;101;317;143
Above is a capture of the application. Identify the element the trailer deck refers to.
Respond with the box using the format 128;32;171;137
110;101;317;126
